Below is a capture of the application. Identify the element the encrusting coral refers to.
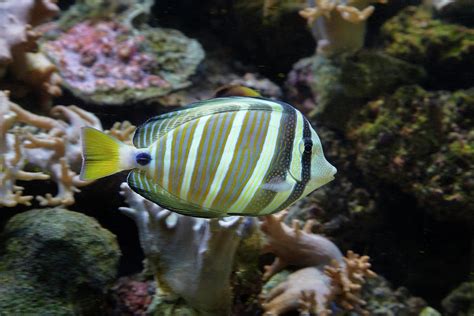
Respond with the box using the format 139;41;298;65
0;0;62;103
0;90;135;207
299;0;387;56
260;212;376;315
119;183;257;315
40;1;204;105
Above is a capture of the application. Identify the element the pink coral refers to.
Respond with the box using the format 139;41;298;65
113;277;154;316
43;21;170;95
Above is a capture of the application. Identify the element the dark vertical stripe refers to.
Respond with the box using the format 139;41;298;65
242;103;296;213
276;118;312;210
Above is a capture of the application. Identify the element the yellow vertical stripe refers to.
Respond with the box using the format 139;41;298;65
229;110;282;212
202;108;249;207
180;116;211;200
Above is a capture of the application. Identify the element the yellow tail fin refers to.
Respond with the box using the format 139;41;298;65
80;127;126;181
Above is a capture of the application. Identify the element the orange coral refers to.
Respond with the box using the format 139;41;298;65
324;251;377;314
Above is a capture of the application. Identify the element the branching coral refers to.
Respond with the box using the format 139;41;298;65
260;212;376;315
299;0;387;56
0;0;61;102
119;183;257;315
0;90;133;207
260;211;343;280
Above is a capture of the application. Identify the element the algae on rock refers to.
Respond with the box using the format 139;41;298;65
0;208;120;314
381;6;474;89
349;85;474;221
442;281;474;316
308;51;425;131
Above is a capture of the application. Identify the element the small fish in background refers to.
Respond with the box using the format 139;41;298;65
80;87;336;218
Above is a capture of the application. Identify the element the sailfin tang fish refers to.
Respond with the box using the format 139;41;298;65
80;96;337;218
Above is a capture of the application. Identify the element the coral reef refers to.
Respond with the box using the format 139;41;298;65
0;90;134;207
299;0;387;56
260;213;376;315
41;20;204;105
381;6;474;89
442;281;474;316
0;0;61;103
0;208;120;314
348;85;474;221
119;183;258;315
305;51;425;131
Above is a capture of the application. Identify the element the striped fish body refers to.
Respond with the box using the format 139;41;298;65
128;97;336;218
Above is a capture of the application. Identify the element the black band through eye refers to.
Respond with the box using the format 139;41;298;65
136;152;152;166
304;139;313;153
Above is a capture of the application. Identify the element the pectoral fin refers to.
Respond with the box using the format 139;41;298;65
261;177;293;192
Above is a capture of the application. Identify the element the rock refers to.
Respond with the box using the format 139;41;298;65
442;281;474;316
381;6;474;89
0;208;121;314
362;276;429;316
307;51;425;131
41;21;204;105
348;85;474;221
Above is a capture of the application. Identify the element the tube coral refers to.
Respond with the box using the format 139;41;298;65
119;183;257;315
299;0;387;56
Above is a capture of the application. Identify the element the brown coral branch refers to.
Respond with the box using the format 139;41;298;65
324;251;376;314
260;212;343;280
9;101;63;130
107;121;136;143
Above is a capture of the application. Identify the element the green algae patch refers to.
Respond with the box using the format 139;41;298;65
381;6;474;89
309;51;425;131
349;86;474;221
0;208;121;314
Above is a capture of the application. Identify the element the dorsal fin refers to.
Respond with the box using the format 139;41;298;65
132;97;280;148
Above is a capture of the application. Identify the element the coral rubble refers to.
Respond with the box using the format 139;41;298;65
349;85;474;221
119;183;257;315
41;19;204;105
300;0;387;56
0;208;120;314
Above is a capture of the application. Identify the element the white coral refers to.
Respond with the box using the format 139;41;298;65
0;90;128;207
119;182;256;315
299;0;387;55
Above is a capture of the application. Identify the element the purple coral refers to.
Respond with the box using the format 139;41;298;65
43;21;170;95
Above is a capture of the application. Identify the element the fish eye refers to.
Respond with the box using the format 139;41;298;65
136;152;151;166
